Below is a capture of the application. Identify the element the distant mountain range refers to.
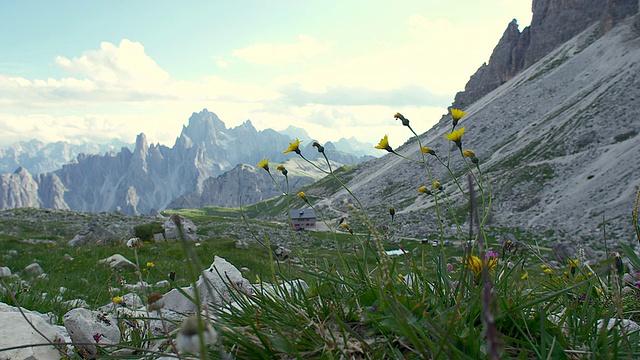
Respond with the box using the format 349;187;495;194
0;110;375;214
0;139;132;174
0;122;378;175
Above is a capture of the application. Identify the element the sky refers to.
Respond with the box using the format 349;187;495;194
0;1;532;149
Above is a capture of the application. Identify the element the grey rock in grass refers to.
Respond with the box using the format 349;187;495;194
63;308;120;357
62;299;90;309
0;266;11;278
98;254;137;271
23;262;45;277
161;215;197;242
69;222;117;246
123;280;150;293
162;256;252;313
0;311;66;360
163;286;198;314
153;232;165;242
597;318;640;335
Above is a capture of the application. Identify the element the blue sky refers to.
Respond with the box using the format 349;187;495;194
0;1;532;148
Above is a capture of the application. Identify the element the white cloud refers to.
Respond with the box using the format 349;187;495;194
232;35;331;65
55;39;169;87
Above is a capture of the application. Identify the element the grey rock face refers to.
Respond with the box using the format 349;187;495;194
453;0;638;109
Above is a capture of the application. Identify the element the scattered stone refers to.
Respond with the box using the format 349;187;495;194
124;281;150;293
274;246;291;260
0;311;66;360
63;253;74;261
24;262;45;277
0;265;11;278
235;240;249;249
63;308;120;357
153;233;165;242
163;286;198;314
20;238;57;245
98;254;137;271
154;279;170;288
122;293;143;309
62;299;90;309
597;318;640;335
69;222;117;246
163;256;251;313
161;215;198;242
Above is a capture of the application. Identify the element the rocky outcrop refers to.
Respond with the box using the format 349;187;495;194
169;163;316;209
453;0;638;109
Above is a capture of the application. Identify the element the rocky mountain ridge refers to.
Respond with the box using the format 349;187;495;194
453;0;639;109
303;5;640;245
0;110;372;214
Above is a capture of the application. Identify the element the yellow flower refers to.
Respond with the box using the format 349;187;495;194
463;149;479;164
521;273;528;280
283;139;301;154
297;191;307;201
540;264;548;270
389;206;395;217
450;108;466;124
276;164;287;176
465;254;498;278
374;135;394;153
113;296;123;305
433;181;442;190
421;146;436;155
444;127;465;148
466;255;483;276
257;158;270;172
394;112;410;126
312;141;325;153
418;185;429;194
543;268;553;275
146;262;154;268
341;222;348;229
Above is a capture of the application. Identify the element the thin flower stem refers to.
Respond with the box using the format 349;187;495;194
266;171;287;196
434;154;468;201
301;153;369;220
406;124;446;239
158;310;181;359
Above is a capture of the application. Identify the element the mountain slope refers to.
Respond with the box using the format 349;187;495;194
306;14;640;244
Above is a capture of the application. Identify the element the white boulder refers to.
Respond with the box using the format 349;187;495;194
98;254;137;271
62;308;120;356
0;311;66;360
